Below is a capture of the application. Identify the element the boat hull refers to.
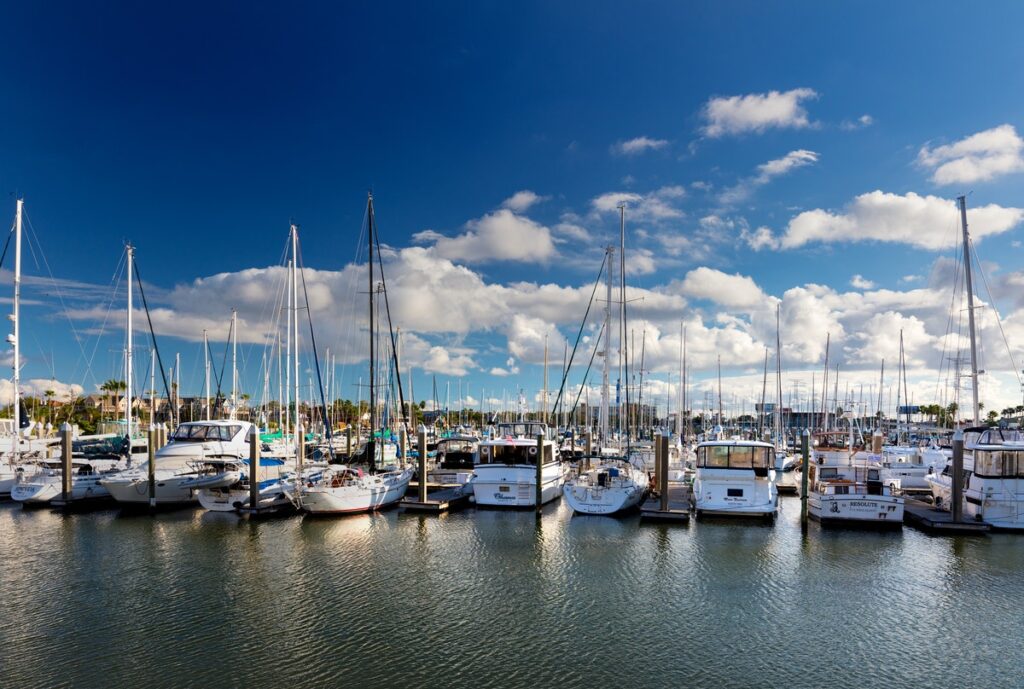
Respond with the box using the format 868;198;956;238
101;472;199;507
472;464;564;508
301;469;412;515
562;482;645;515
809;493;903;528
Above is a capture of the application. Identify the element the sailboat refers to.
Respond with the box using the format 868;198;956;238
301;194;413;515
562;205;648;515
1;199;60;497
925;197;1024;530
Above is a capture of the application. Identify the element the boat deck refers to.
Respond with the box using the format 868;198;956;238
401;485;472;514
640;483;692;524
903;498;990;535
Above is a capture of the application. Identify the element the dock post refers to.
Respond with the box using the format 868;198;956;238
147;423;157;510
800;428;810;529
659;433;669;511
584;432;592;471
654;435;662;494
60;422;73;503
161;422;169;449
297;423;305;477
952;428;964;523
418;426;427;503
346;425;353;460
248;425;260;513
535;433;544;513
399;426;408;464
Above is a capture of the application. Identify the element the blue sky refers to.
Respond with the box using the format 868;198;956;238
2;2;1024;416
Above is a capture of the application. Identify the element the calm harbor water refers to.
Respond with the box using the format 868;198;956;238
2;498;1023;689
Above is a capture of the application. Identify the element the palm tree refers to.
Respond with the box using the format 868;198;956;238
100;379;126;418
44;389;55;425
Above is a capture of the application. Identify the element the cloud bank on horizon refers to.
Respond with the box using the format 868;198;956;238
12;87;1024;414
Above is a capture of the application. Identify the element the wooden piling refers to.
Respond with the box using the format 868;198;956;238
535;433;544;513
654;435;662;491
800;429;810;529
248;426;260;512
147;424;157;509
659;434;669;511
417;427;428;503
952;428;964;523
399;426;408;465
584;432;592;471
60;422;73;503
346;425;353;460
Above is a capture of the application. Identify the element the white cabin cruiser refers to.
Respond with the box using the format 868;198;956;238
473;422;566;508
427;434;478;486
867;444;946;494
101;420;252;508
953;427;1024;531
197;456;307;513
805;432;903;529
563;448;648;515
11;457;124;506
693;439;778;519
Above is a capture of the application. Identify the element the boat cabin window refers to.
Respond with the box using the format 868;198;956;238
696;445;772;470
496;423;550;440
974;450;1024;478
172;424;243;442
478;444;553;466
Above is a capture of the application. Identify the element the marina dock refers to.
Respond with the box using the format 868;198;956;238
401;485;472;513
903;498;990;535
639;483;692;524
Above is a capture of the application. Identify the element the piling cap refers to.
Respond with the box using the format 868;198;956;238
247;425;258;440
60;422;73;432
149;423;158;431
418;423;427;433
953;428;964;442
802;428;810;436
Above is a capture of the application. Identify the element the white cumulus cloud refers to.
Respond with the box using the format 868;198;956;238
701;88;818;137
501;190;548;212
850;274;875;290
612;136;669;155
428;209;557;263
777;190;1024;250
918;124;1024;185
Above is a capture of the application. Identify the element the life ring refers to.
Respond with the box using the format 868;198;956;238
528;446;538;455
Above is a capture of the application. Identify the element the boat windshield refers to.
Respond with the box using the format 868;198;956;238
697;445;772;470
973;449;1024;478
479;444;553;466
496;423;550;439
171;424;243;442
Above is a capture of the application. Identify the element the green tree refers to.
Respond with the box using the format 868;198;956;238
100;379;126;418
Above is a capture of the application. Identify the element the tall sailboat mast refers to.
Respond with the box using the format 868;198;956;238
291;225;300;445
775;304;783;447
11;199;22;464
367;195;377;467
203;329;210;420
125;243;134;439
959;195;981;426
230;309;238;420
599;246;612;444
284;259;292;438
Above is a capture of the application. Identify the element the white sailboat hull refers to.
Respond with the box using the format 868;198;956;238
301;468;413;514
562;465;648;515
